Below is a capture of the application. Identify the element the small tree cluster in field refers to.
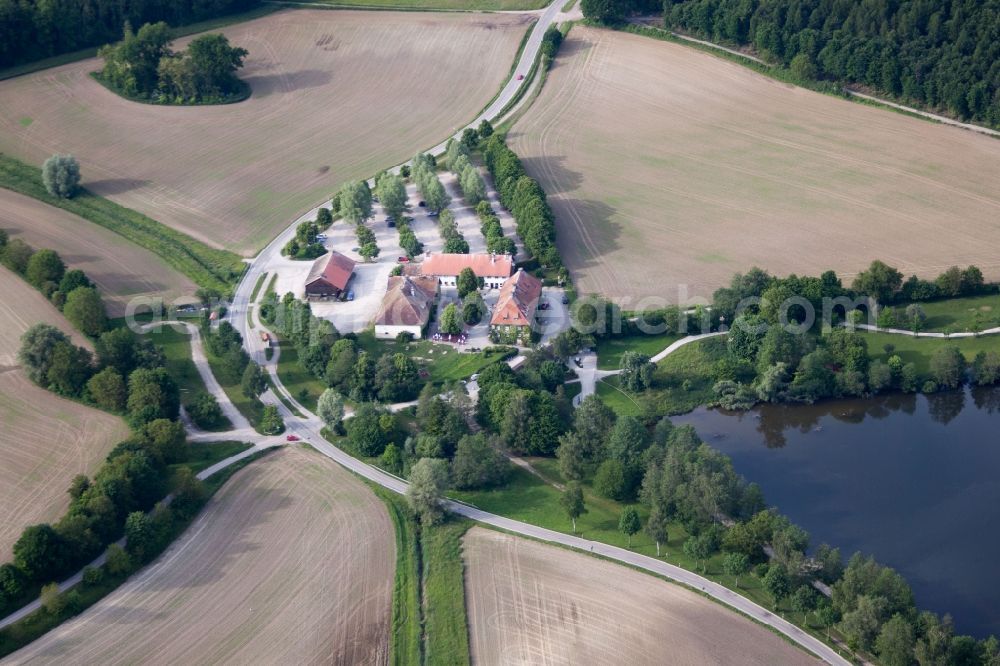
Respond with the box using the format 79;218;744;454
540;26;563;60
410;153;450;213
42;154;81;198
436;209;469;254
475;201;517;258
618;350;655;392
98;23;249;104
258;404;284;435
482;136;561;268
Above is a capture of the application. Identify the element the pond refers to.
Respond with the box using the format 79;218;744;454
674;386;1000;638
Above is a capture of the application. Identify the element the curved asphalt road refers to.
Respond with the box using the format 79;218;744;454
226;5;849;663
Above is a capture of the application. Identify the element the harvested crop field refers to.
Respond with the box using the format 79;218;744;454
7;446;394;664
509;27;1000;303
0;267;128;560
0;9;532;254
0;189;197;315
463;528;816;665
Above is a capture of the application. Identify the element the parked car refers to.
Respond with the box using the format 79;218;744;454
428;211;440;217
347;290;355;301
286;434;300;442
398;256;410;263
418;200;427;207
316;233;327;240
387;219;396;228
562;295;570;304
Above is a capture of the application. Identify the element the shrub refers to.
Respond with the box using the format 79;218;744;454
42;154;81;198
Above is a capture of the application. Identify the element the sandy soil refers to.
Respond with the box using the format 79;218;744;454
0;9;532;254
0;267;128;559
0;189;198;315
508;27;1000;304
7;446;395;665
463;527;817;665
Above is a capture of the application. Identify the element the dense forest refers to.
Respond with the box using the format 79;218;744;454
662;0;1000;126
0;0;259;69
582;0;1000;128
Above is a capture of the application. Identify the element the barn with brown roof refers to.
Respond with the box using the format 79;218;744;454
304;251;356;298
420;253;513;289
374;275;439;339
490;269;542;343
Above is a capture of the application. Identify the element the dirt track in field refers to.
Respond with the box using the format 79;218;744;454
6;446;394;664
508;26;1000;304
0;267;128;560
0;9;531;255
463;528;817;665
0;189;197;315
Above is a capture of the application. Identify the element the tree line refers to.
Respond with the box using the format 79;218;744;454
481;135;561;270
0;0;258;69
1;248;212;618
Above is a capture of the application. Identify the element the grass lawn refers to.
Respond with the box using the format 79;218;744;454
422;521;472;666
171;441;252;477
355;331;515;385
142;324;233;431
596;336;725;418
275;342;328;413
899;294;1000;332
203;349;264;428
595;331;682;370
862;330;1000;377
368;482;471;665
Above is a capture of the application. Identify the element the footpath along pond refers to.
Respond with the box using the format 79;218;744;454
674;386;1000;638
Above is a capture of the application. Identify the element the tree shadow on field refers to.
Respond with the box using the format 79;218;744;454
244;69;333;98
547;34;591;72
139;482;295;596
552;197;621;270
516;155;583;196
86;178;151;195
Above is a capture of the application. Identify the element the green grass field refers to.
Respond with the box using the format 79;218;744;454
596;336;724;417
0;154;244;293
141;324;234;431
368;483;471;665
275;343;328;412
355;331;515;384
898;294;1000;332
595;331;681;370
863;330;1000;376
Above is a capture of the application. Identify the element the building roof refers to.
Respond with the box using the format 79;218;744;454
305;251;356;291
421;253;513;279
490;269;542;328
374;276;438;327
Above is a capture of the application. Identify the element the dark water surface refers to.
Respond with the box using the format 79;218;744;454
674;387;1000;638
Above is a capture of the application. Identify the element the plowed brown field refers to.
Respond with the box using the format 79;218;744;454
463;528;817;665
0;267;128;560
0;9;531;254
0;189;197;315
509;27;1000;303
6;446;394;664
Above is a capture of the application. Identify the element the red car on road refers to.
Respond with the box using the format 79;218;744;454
516;74;524;80
398;256;410;263
286;434;300;442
